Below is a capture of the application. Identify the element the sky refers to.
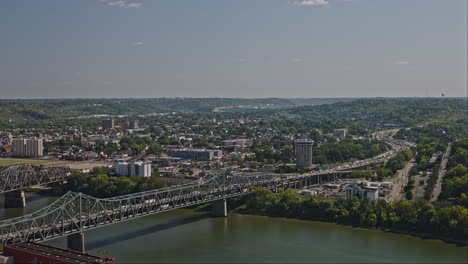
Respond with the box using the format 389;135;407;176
1;0;466;99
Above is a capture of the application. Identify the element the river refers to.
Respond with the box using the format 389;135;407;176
1;193;467;263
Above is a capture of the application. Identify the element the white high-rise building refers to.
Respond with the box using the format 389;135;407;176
12;138;43;157
116;161;151;177
116;162;129;176
295;140;313;168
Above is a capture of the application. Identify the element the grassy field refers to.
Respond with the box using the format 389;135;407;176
0;158;59;167
0;159;113;169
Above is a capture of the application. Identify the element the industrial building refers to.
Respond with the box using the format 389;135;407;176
116;161;152;177
344;181;379;200
295;140;313;168
170;149;223;160
12;138;43;157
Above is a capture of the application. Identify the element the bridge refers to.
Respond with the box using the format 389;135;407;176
0;164;71;193
0;164;71;208
0;169;350;251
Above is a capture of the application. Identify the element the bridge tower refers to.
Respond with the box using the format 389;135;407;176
4;190;26;208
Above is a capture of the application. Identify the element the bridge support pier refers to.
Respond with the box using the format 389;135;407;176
51;181;64;195
212;199;227;217
68;232;85;253
4;190;26;208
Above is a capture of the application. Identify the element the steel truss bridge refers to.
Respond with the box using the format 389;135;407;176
0;164;71;193
0;170;348;245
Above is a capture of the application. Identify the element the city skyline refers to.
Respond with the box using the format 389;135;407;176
2;0;467;99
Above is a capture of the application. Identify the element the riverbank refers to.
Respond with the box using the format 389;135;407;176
232;187;468;246
233;208;467;246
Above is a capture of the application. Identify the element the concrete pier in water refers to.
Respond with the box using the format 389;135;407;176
51;182;64;195
212;199;227;217
4;190;26;208
67;232;85;253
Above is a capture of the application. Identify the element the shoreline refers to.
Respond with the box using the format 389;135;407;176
231;209;468;247
19;191;468;247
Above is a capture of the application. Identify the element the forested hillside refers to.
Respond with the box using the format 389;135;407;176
0;98;466;130
289;98;467;127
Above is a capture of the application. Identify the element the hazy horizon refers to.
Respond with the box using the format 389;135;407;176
2;0;467;99
0;95;468;101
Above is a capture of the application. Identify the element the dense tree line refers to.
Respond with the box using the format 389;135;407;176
248;137;294;164
395;121;465;143
439;138;468;206
423;162;441;201
119;136;162;155
249;138;387;165
364;149;415;181
346;149;415;182
312;139;387;165
241;187;468;242
63;168;166;198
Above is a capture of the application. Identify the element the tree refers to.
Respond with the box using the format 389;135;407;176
103;142;119;155
148;143;162;154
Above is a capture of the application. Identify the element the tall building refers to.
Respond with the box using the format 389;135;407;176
295;140;313;168
115;161;151;177
115;162;129;176
12;138;44;157
124;120;139;129
333;128;348;140
102;119;114;130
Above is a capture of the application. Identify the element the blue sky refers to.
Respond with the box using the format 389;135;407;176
1;0;466;98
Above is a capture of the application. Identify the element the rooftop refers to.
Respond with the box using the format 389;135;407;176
5;241;115;263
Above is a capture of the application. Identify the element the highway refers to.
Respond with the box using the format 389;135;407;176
386;159;415;202
431;142;452;202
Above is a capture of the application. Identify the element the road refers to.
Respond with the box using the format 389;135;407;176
127;150;148;162
386;159;415;202
430;143;452;202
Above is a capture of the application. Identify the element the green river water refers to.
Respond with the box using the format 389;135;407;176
1;193;466;263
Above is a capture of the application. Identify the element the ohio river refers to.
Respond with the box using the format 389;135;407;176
1;193;467;263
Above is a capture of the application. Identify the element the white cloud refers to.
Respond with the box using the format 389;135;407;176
132;41;144;46
293;0;329;6
124;2;142;8
100;0;142;9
